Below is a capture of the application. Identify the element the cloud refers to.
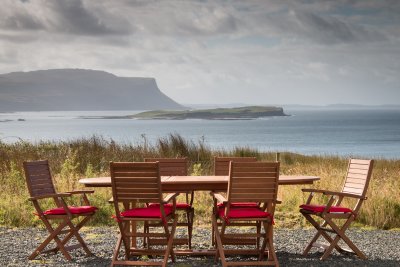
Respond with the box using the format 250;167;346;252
0;0;132;37
0;0;399;105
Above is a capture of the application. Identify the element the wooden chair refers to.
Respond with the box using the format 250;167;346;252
212;156;259;247
300;158;374;260
110;161;178;267
214;156;258;176
144;158;194;248
23;160;97;261
211;161;280;267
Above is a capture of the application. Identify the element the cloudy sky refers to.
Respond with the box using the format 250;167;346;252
1;0;399;106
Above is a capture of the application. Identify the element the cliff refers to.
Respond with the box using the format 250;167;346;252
0;69;184;111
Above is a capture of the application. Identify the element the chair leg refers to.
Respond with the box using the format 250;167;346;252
212;216;227;267
61;216;93;256
323;216;366;260
256;222;261;249
29;219;72;261
187;208;194;249
302;213;342;256
163;215;178;267
262;222;279;267
111;233;123;267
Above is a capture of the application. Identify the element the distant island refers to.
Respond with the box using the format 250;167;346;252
125;106;287;120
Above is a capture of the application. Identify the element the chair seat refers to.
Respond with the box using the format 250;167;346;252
217;202;259;208
218;206;272;222
148;202;192;209
300;204;353;213
43;205;98;215
120;206;173;218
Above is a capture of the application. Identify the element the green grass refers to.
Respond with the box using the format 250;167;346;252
0;134;399;229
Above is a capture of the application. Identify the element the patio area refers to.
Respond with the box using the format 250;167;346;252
1;226;399;267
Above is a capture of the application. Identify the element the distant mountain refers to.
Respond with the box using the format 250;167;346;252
0;69;184;111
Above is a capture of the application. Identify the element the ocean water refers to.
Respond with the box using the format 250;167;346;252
1;109;399;159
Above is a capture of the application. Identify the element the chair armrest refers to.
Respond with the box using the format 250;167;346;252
29;192;71;201
210;192;227;204
275;199;282;204
66;190;95;194
163;192;180;203
322;190;366;199
301;188;329;194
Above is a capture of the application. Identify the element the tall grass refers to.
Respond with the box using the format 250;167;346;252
0;134;398;229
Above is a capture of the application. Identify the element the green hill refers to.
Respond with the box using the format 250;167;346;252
131;106;287;120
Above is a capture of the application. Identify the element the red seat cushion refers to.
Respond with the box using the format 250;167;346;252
300;204;353;213
218;206;273;223
43;206;98;215
148;202;192;209
120;206;173;218
217;202;259;208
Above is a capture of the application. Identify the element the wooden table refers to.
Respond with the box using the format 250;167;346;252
79;175;320;191
79;175;319;256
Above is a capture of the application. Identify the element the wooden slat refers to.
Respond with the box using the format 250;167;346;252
343;182;365;189
346;173;369;180
117;192;160;199
231;188;276;194
114;188;160;194
231;172;278;178
114;178;158;183
112;172;158;177
342;187;363;194
345;177;367;185
348;168;369;175
350;159;371;165
31;187;56;196
231;193;276;201
232;177;277;184
349;163;370;170
114;182;158;188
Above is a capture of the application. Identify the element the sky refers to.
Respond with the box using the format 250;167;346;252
1;0;399;106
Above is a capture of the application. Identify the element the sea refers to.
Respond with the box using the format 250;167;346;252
1;108;400;159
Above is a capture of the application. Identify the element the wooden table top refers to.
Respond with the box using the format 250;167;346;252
79;175;319;191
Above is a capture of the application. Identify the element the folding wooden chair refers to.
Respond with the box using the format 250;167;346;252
212;156;259;247
23;160;97;261
300;158;374;260
211;161;280;267
110;162;178;267
144;158;194;248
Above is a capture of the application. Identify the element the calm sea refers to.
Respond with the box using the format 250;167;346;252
1;109;399;159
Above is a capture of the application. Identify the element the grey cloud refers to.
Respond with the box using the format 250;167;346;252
48;0;131;36
294;10;356;44
0;0;132;37
2;12;44;31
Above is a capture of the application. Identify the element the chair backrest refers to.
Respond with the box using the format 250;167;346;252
227;161;280;203
23;160;56;198
144;158;188;176
341;159;374;198
110;162;163;204
214;156;257;176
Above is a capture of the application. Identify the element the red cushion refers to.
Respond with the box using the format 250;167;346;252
300;204;352;213
43;206;97;215
217;202;259;208
148;202;191;209
218;206;272;222
121;206;173;218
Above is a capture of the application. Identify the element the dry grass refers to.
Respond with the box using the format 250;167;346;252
0;134;398;229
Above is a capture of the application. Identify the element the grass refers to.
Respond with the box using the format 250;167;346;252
0;133;399;229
